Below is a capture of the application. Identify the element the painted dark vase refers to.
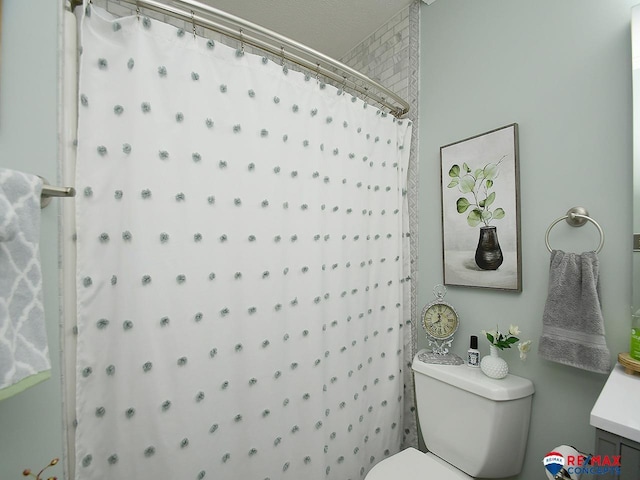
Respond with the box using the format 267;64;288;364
475;226;503;270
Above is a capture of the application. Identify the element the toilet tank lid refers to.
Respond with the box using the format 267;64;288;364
412;350;535;401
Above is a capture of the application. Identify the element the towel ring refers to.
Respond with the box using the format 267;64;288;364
545;206;604;253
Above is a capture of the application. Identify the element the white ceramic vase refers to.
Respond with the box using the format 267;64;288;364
480;345;509;379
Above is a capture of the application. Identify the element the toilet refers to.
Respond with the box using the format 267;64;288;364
366;349;535;479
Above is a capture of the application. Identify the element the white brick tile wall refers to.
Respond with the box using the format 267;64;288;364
340;5;413;100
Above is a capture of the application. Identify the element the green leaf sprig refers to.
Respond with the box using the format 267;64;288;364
447;155;507;227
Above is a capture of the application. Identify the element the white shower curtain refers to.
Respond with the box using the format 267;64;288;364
74;4;412;480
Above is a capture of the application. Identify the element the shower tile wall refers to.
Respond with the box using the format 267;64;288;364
340;6;411;104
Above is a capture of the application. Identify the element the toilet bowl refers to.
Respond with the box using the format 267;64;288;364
365;349;535;479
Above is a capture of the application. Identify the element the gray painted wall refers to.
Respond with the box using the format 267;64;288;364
420;1;635;479
0;1;64;479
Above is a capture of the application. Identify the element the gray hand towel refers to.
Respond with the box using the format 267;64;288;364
0;168;51;400
538;250;611;374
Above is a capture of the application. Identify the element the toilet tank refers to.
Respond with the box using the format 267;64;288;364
412;350;534;478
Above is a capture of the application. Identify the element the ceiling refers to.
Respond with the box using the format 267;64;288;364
196;0;416;60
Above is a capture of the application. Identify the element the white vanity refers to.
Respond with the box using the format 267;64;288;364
590;363;640;479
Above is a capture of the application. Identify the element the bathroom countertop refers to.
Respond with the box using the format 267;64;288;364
590;362;640;443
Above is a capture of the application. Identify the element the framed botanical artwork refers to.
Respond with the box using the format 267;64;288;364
440;123;521;291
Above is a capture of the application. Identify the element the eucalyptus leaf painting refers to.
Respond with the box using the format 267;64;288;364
440;124;521;291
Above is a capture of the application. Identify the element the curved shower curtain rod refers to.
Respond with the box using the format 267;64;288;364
72;0;410;118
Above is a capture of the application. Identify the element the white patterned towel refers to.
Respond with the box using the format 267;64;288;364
0;168;51;401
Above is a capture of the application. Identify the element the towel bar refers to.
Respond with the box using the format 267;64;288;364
545;206;604;253
39;176;76;208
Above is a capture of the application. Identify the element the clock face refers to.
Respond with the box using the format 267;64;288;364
422;302;459;340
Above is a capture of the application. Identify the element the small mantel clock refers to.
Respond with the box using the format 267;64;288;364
419;284;462;364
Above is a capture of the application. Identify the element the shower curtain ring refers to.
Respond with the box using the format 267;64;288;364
315;63;320;84
191;11;196;39
240;28;244;53
280;46;285;66
136;5;140;20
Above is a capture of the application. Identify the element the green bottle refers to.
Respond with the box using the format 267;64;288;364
631;310;640;361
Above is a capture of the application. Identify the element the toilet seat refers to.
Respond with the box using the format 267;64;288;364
365;448;472;479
